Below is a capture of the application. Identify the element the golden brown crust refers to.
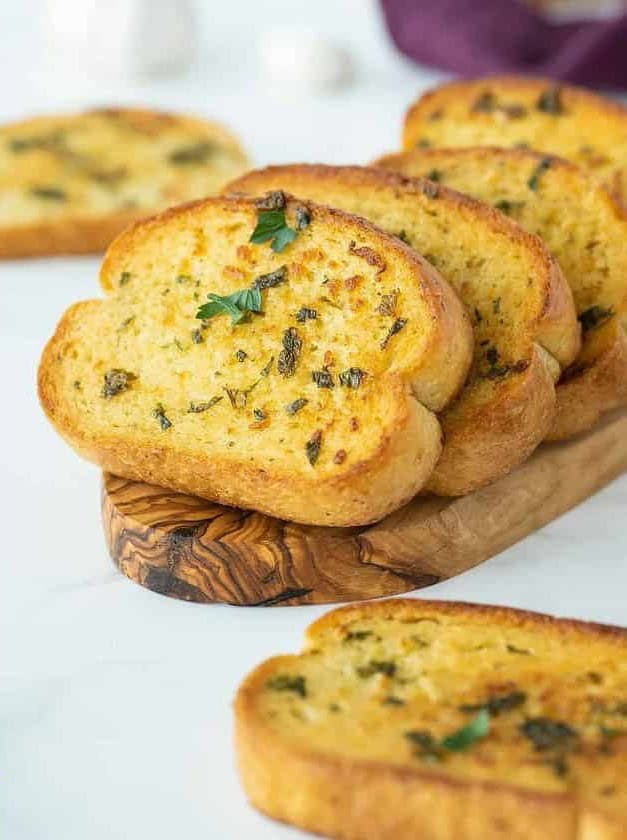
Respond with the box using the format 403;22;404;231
0;208;152;259
234;598;627;840
549;324;627;441
38;195;475;527
226;164;580;495
0;106;249;258
428;345;556;495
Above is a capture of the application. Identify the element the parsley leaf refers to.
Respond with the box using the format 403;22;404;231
196;287;262;325
250;208;298;253
440;709;490;751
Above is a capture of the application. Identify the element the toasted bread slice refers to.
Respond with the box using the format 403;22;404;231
0;107;249;258
226;165;580;495
235;598;627;840
38;193;473;526
375;147;627;440
402;76;627;205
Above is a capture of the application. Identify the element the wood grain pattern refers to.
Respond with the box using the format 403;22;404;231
102;408;627;606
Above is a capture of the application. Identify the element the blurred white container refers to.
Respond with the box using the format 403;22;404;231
44;0;197;81
258;27;354;94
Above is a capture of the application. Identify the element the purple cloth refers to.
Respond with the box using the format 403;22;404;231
380;0;627;88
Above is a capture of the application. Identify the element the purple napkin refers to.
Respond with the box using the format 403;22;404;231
380;0;627;88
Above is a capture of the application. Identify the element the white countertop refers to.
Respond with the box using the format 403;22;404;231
2;2;627;838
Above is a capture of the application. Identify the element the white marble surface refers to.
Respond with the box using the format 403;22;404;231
1;2;627;838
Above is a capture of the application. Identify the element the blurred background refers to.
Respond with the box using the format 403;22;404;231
2;0;626;168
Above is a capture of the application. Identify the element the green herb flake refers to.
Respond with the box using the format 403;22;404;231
277;327;302;377
168;141;215;165
380;318;407;349
494;199;525;215
339;367;366;389
383;696;405;706
537;86;564;115
579;305;614;332
344;630;375;643
426;169;442;182
396;230;410;244
250;193;298;253
460;690;527;717
520;718;578;752
252;266;288;290
295;206;311;230
305;430;322;466
253;408;266;422
415;138;431;148
196;287;262;325
30;185;66;201
528;158;552;191
286;397;308;416
188;396;222;413
405;730;441;762
441;709;490;751
101;369;136;399
507;643;531;655
356;660;396;678
191;328;204;344
152;403;172;431
235;349;248;362
119;271;132;287
312;369;334;389
266;674;307;698
296;306;317;323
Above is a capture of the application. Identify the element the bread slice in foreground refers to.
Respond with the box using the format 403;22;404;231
38;193;473;526
226;164;580;495
0;107;249;258
235;598;627;840
375;147;627;440
402;76;627;205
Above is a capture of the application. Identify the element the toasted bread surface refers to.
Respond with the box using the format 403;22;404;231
402;76;627;205
375;147;627;440
0;107;249;258
235;599;627;840
39;194;473;526
226;164;580;494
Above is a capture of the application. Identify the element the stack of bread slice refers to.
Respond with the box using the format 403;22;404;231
38;77;627;525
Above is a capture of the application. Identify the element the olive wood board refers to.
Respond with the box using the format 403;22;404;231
102;408;627;607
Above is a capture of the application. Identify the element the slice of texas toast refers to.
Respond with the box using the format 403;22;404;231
0;107;249;258
38;193;473;526
226;165;580;495
375;147;627;440
235;599;627;840
402;76;627;204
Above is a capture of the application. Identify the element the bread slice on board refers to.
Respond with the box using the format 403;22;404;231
226;165;580;495
235;598;627;840
374;147;627;440
0;107;249;258
402;76;627;205
38;193;473;527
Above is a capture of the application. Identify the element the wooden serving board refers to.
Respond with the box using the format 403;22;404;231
102;409;627;607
